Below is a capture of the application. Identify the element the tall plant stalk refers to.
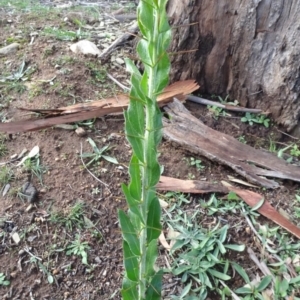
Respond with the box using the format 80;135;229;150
118;0;171;299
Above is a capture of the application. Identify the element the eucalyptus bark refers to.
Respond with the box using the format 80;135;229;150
167;0;300;132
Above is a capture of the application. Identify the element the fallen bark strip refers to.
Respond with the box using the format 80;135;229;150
187;95;263;113
0;80;199;133
157;176;300;240
157;176;229;194
223;182;300;239
163;99;300;188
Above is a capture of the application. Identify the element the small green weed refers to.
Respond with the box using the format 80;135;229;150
66;234;90;265
0;273;10;286
74;119;96;130
211;94;239;106
290;144;300;157
169;222;244;299
43;27;89;41
28;256;54;284
85;62;107;84
207;105;230;120
241;112;270;128
51;202;85;231
163;195;245;299
0;60;36;82
184;157;205;172
238;135;247;144
233;264;272;299
189;157;205;171
0;166;13;186
81;137;118;167
22;156;47;185
0;135;8;157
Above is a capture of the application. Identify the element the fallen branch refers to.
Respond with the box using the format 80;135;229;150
163;98;300;188
187;95;263;113
99;21;138;61
0;80;199;133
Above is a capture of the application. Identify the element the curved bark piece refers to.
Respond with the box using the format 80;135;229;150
0;80;199;133
224;183;300;239
167;0;300;131
163;99;300;189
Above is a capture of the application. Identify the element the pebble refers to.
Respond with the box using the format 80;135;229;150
75;127;86;137
0;43;20;56
66;280;72;287
2;184;10;197
116;57;125;65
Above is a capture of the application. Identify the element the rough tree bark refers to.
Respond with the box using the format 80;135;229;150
167;0;300;132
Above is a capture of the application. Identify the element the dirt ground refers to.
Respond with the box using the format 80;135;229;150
0;1;300;299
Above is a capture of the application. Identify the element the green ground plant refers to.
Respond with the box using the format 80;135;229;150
66;234;90;265
0;135;8;157
42;27;89;41
0;165;14;186
207;105;230;120
118;1;171;299
22;155;47;185
81;137;118;167
189;157;205;171
0;273;10;286
51;202;85;231
241;112;270;128
162;195;245;299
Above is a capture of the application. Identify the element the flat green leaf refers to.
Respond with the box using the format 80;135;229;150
137;39;152;67
125;58;142;79
145;270;163;300
87;137;98;152
140;71;149;95
124;112;144;162
173;265;191;275
148;160;161;187
122;184;142;221
158;8;171;34
207;269;231;281
180;281;192;298
251;198;265;211
234;286;252;294
290;275;300;284
153;107;163;146
147;196;162;243
131;74;148;103
47;274;54;284
231;262;250;283
102;155;118;164
123;240;139;282
225;244;245;252
218;225;228;243
118;210;140;256
138;2;154;38
145;239;158;277
121;278;138;300
154;53;170;94
256;275;272;292
129;155;141;200
216;239;226;254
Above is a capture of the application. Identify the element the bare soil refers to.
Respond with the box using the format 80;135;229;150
0;1;300;299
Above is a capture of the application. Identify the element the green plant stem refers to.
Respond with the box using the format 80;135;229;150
138;7;161;298
120;1;170;298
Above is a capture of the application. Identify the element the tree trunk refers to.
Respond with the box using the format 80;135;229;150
167;0;300;132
